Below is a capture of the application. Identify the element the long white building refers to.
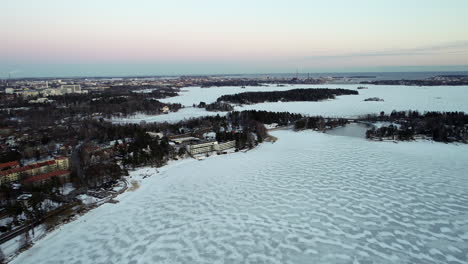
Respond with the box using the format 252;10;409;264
186;140;236;156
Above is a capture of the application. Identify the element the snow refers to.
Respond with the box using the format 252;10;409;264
235;84;468;118
371;121;401;129
8;84;468;263
114;84;468;123
159;85;297;106
16;194;32;200
265;123;279;129
60;183;75;195
11;130;468;264
1;225;47;262
203;132;216;140
161;84;468;114
40;199;61;212
0;217;13;227
110;107;225;124
75;194;100;205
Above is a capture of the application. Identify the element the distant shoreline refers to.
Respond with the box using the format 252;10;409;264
3;70;468;81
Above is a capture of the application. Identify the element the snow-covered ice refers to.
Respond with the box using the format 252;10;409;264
114;84;468;123
12;131;468;264
159;85;298;106
235;84;468;118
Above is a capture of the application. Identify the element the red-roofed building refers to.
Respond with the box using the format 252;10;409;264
21;170;70;185
0;158;70;185
0;161;19;171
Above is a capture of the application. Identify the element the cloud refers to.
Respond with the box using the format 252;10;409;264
302;41;468;61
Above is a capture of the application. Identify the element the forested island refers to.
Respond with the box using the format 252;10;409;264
364;97;384;102
196;101;234;112
363;111;468;143
216;88;358;104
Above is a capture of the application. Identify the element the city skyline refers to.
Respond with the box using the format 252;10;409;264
3;0;468;77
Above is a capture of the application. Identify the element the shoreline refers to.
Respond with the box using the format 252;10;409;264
3;140;272;263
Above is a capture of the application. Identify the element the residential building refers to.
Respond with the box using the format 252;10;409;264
186;140;235;156
161;106;170;113
22;170;70;185
0;157;70;185
186;141;218;156
5;88;15;94
0;161;19;171
60;84;82;94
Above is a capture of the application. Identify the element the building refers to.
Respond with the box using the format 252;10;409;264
161;106;170;113
186;140;235;156
60;85;82;94
5;88;15;94
22;170;70;185
216;140;236;152
203;132;216;140
0;161;19;171
55;157;70;170
0;157;70;185
147;132;164;139
42;88;62;96
186;141;218;156
28;98;54;104
170;136;200;145
18;90;39;97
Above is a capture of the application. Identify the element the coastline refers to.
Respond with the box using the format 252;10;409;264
3;140;271;263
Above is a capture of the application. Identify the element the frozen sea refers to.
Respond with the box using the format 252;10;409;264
12;130;468;264
112;84;468;123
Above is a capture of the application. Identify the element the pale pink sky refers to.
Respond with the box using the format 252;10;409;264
2;0;468;76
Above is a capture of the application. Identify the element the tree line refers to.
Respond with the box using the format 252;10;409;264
294;117;349;131
364;111;468;143
216;88;358;104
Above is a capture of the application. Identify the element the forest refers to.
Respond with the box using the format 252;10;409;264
294;117;349;131
197;101;234;112
0;92;182;130
216;88;358;104
364;111;468;143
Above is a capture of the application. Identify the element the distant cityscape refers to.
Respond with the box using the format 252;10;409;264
2;72;468;101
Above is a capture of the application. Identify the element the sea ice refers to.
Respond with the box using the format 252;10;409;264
12;131;468;264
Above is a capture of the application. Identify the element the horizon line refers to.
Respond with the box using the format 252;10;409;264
2;69;468;80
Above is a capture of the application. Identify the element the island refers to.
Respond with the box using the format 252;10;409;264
363;111;468;143
216;88;358;104
364;97;384;102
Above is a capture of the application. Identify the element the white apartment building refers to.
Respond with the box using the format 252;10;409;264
60;85;82;94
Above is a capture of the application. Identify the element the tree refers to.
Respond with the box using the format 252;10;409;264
177;147;186;157
0;150;21;163
19;228;32;250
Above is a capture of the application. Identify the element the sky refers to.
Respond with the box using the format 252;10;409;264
2;0;468;77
